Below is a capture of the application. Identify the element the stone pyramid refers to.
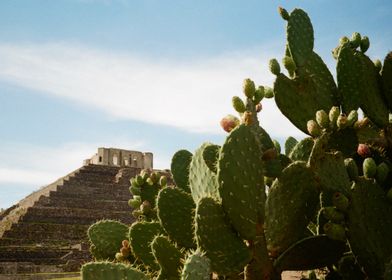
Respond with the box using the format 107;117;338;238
0;148;164;276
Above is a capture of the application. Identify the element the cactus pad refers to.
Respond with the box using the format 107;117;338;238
202;144;220;173
218;124;265;240
288;137;314;162
81;261;148;280
274;235;346;271
87;220;129;261
171;149;193;193
265;162;319;255
156;187;196;249
181;250;211;280
189;143;220;203
128;221;164;271
346;177;392;278
195;197;252;275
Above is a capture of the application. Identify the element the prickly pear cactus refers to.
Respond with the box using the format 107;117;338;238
181;250;212;280
87;220;129;261
81;262;148;280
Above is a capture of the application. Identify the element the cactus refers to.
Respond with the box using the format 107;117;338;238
87;220;129;261
83;6;392;280
81;262;148;280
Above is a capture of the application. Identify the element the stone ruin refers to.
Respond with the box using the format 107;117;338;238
0;148;166;278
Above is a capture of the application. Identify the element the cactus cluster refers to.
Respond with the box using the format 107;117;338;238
82;6;392;280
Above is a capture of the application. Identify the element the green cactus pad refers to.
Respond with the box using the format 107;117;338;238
286;8;314;66
195;197;252;275
156;187;196;249
171;149;193;193
81;261;149;280
288;137;314;161
284;136;298;156
151;235;183;280
265;162;319;255
347;177;392;278
189;143;220;203
218;124;265;240
337;45;363;113
181;250;212;280
129;221;164;271
357;52;389;128
274;235;346;271
87;220;129;261
202;144;220;173
273;61;335;135
381;52;392;111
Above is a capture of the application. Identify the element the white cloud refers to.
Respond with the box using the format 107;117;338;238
0;42;305;138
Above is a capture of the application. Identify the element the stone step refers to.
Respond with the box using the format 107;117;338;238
0;246;74;263
2;223;89;242
20;207;133;225
57;181;130;196
48;189;131;202
61;177;129;188
35;196;130;211
0;237;85;247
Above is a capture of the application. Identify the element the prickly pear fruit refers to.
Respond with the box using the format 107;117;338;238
363;157;377;179
360;36;370;53
346;110;358;126
243;78;256;99
357;144;371;158
329;106;340;128
128;198;142;209
337;114;348;129
321;207;345;223
376;162;389;184
307;120;321;137
332;192;349;212
282;56;296;76
140;200;151;214
269;58;281;75
324;222;346;241
264;87;274;98
232;96;246;113
254;86;264;103
255;103;262;113
220;114;240;133
316;110;329;129
339;36;350;45
344;158;359;181
350;32;361;48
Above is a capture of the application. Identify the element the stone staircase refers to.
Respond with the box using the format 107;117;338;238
0;164;142;275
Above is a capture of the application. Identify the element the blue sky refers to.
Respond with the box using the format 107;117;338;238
0;0;391;209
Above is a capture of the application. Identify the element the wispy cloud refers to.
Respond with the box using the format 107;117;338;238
0;42;304;138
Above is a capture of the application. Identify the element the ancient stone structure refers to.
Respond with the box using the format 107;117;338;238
0;148;162;277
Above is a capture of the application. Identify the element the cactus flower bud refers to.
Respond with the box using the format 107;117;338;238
255;103;262;112
254;86;264;103
321;207;345;223
307;120;321;137
363;157;377;179
278;7;290;20
115;252;125;261
316;110;329;129
360;36;370;53
332;192;349;212
269;58;281;75
243;79;256;98
376;162;389;184
220;114;240;133
350;32;361;48
282;56;296;75
344;158;359;181
346;110;358;126
337;114;348;129
329;106;340;128
264;87;274;98
146;177;154;186
339;36;350;46
128;198;142;209
374;59;382;73
159;175;167;186
232;96;246;113
120;247;130;257
323;222;346;241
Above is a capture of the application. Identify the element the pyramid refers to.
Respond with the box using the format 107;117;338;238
0;148;167;275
